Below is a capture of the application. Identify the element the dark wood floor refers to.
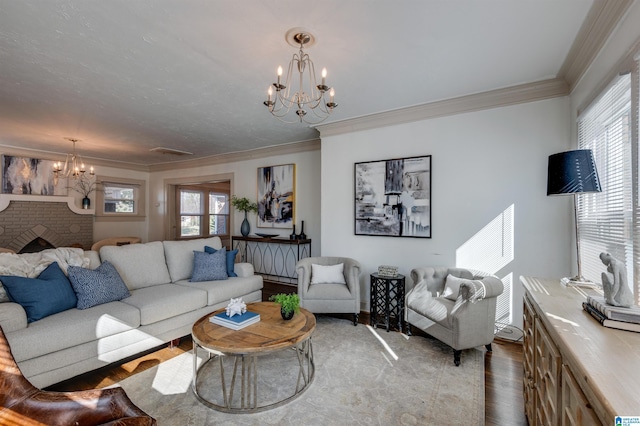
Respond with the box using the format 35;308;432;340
48;322;527;425
485;338;527;425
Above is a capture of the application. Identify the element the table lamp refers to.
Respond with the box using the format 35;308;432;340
547;149;602;287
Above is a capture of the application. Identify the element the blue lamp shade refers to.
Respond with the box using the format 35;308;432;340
547;149;602;196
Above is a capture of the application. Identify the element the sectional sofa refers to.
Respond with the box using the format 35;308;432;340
0;236;263;388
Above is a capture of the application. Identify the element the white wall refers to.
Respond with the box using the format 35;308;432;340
147;148;321;255
321;98;572;329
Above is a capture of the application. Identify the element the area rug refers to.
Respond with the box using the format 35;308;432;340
114;316;484;425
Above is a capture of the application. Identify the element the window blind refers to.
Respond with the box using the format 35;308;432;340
577;72;634;298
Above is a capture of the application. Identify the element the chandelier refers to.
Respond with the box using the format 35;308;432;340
53;137;94;183
263;29;337;124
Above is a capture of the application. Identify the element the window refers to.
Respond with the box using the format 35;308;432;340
95;176;146;221
577;63;638;300
177;185;229;238
104;185;135;213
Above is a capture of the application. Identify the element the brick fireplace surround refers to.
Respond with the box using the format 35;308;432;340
0;195;93;252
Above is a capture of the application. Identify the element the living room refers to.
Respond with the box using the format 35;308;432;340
2;1;640;424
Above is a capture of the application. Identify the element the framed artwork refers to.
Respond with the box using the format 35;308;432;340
2;155;66;195
355;155;431;238
257;163;295;228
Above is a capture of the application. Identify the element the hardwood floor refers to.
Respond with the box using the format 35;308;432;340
48;325;527;425
485;338;527;425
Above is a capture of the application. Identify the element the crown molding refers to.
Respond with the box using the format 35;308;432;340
559;0;633;92
315;78;569;138
1;139;321;174
148;139;321;173
0;145;150;172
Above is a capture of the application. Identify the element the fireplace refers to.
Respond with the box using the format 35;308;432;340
0;196;93;252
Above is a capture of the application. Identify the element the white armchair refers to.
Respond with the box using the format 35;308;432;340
405;266;503;366
296;257;361;325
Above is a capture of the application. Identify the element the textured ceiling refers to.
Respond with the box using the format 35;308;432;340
0;0;593;166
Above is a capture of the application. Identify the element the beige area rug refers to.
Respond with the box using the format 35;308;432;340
115;316;485;425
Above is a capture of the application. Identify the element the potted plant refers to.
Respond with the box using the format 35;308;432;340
269;293;300;320
231;195;258;236
69;175;97;209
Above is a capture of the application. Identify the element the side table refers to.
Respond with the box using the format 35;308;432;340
370;273;405;332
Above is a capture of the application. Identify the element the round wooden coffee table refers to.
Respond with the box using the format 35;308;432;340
191;302;316;413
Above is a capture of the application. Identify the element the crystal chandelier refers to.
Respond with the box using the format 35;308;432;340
263;29;337;124
53;137;94;183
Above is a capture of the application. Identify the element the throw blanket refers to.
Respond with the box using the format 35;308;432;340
0;248;89;302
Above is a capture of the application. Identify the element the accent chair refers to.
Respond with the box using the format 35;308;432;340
296;256;361;325
405;266;503;365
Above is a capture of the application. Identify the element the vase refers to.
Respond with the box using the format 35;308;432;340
281;308;294;321
298;220;306;240
290;225;296;240
82;196;90;210
240;211;250;236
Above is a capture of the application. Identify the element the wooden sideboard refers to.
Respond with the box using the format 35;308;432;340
521;276;640;425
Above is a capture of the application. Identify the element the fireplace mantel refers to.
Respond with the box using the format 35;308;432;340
0;194;94;215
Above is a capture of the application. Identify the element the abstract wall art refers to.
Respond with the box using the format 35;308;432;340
257;163;295;228
2;155;66;195
355;155;431;238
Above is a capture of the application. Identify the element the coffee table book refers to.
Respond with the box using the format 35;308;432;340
582;302;640;333
586;295;640;324
210;311;260;330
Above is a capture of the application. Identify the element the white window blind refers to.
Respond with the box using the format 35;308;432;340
577;72;635;300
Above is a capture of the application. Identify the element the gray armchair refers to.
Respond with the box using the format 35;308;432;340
296;257;361;325
405;266;503;365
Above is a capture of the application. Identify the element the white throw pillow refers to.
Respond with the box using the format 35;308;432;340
442;274;465;301
311;263;346;284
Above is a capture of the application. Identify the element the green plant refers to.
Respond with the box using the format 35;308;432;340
269;293;300;316
231;195;258;214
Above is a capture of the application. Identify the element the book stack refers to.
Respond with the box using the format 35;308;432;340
583;295;640;333
210;311;260;330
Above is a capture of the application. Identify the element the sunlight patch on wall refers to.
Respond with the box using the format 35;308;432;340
455;204;514;273
456;205;516;334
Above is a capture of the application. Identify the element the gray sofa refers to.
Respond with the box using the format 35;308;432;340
0;237;263;388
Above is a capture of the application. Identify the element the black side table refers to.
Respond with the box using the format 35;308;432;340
370;273;406;332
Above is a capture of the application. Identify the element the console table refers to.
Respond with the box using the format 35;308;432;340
232;236;311;284
521;276;640;425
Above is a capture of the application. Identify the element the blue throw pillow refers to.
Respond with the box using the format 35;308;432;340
0;262;77;323
68;261;131;310
204;246;239;277
191;248;228;282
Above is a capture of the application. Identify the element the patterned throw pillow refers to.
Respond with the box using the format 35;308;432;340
191;248;228;282
204;245;238;277
68;261;131;309
0;262;77;322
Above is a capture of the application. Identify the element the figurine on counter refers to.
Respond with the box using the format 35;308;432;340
599;252;634;307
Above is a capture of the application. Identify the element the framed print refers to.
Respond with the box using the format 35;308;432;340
2;155;66;195
257;163;295;228
355;155;431;238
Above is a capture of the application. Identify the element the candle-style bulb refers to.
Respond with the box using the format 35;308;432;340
321;68;327;86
